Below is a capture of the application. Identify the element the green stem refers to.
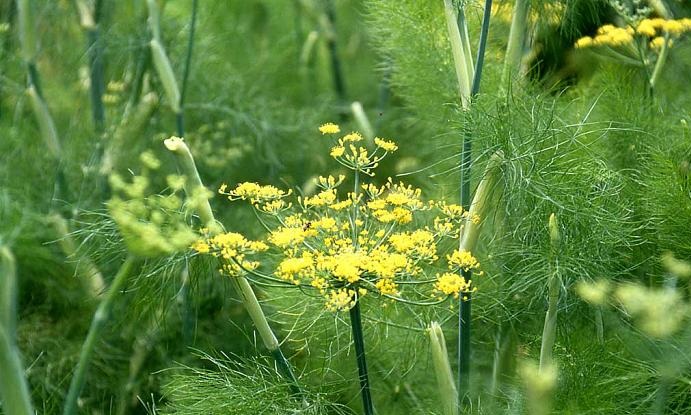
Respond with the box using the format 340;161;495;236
164;137;216;229
87;26;105;132
324;0;347;111
0;247;34;415
443;0;472;108
458;290;471;404
539;272;559;371
349;300;374;415
471;0;493;96
63;256;137;415
649;33;670;93
165;138;302;395
231;278;301;394
502;0;530;86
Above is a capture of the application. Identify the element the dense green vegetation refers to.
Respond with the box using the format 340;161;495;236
1;0;690;414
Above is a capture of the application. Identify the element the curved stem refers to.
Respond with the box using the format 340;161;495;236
63;255;137;415
230;278;301;395
349;300;374;415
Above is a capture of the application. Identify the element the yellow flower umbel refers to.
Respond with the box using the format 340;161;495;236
193;124;483;311
574;18;691;88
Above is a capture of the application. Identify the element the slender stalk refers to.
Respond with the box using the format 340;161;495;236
649;33;670;93
349;300;374;415
595;307;604;345
76;0;105;132
471;0;493;96
323;0;347;110
539;213;560;371
163;139;302;393
177;0;199;137
458;290;471;403
454;0;496;402
429;322;459;415
458;152;503;402
539;272;559;371
231;277;300;393
501;0;530;86
63;255;138;415
163;137;216;229
50;213;105;298
0;247;34;415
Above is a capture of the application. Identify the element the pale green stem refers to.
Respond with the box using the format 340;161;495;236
459;152;503;252
50;213;105;298
350;101;374;142
539;271;559;371
63;255;137;415
429;322;459;415
16;0;36;64
540;213;560;371
0;247;34;415
502;0;530;86
150;39;181;114
595;307;604;345
649;34;670;91
456;2;475;82
27;85;60;160
443;0;473;109
164;139;301;393
163;137;216;230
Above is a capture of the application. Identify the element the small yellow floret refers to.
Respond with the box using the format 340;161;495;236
447;249;480;272
574;36;593;48
374;137;398;152
434;273;473;299
319;122;341;134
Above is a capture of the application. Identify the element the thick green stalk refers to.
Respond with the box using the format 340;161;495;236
16;0;36;65
429;322;459;415
351;101;374;141
76;0;105;132
349;301;374;415
323;0;347;109
50;213;105;298
457;152;503;402
179;0;198;133
232;278;300;394
63;256;137;415
539;213;560;371
459;152;503;253
501;0;530;86
150;39;181;115
0;247;34;415
163;137;216;229
443;0;473;108
539;274;559;371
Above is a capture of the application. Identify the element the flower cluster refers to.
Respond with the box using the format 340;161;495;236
575;18;691;50
108;152;198;257
193;124;482;311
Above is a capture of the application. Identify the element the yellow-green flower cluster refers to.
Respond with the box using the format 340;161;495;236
193;124;482;311
108;152;198;257
575;18;691;50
